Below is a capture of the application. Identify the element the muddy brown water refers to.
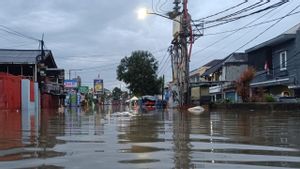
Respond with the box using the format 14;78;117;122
0;105;300;169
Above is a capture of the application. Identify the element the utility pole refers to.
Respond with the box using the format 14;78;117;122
181;0;190;106
69;69;82;80
171;0;192;107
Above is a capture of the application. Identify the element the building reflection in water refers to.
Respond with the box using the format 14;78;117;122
0;110;22;151
1;106;300;168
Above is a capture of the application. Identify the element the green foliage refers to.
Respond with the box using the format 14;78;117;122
112;87;122;100
264;94;275;102
117;50;162;96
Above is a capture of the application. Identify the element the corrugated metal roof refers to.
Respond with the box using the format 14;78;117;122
201;53;247;77
201;59;226;77
224;53;248;63
203;59;223;67
0;49;51;64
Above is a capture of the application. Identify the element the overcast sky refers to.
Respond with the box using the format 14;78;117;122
0;0;300;90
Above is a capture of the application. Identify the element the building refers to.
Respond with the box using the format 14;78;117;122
201;53;248;102
189;59;223;105
0;49;64;109
248;23;300;98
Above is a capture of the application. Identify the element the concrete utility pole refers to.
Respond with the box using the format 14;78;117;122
171;0;191;106
182;0;191;106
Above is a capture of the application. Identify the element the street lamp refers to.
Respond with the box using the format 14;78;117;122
136;5;193;106
136;8;148;20
136;8;181;23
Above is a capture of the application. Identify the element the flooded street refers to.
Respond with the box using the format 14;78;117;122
0;106;300;169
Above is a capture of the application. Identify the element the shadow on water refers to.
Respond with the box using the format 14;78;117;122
17;165;64;169
0;105;300;169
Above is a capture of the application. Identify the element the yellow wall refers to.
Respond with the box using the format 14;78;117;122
191;86;210;100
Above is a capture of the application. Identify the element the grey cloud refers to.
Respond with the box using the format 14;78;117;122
1;0;300;89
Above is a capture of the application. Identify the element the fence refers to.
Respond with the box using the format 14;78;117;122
0;73;34;109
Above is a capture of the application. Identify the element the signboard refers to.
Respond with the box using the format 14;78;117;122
64;80;78;88
94;79;103;93
79;86;89;94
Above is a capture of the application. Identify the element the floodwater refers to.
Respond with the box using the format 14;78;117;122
0;106;300;169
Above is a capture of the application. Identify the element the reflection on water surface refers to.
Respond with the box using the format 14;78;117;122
0;106;300;169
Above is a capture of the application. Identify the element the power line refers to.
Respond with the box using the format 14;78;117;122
158;53;171;74
160;54;172;75
203;10;300;36
195;0;269;23
192;3;283;56
234;3;300;52
195;0;248;21
0;25;39;42
157;46;171;72
198;1;288;30
158;0;169;13
190;2;295;69
206;0;288;24
203;0;273;24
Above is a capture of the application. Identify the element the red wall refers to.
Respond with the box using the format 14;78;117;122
0;73;21;109
0;73;34;109
41;94;60;109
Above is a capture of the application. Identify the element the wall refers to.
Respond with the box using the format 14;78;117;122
210;102;300;112
248;48;269;71
269;85;294;97
191;86;209;100
294;30;300;86
41;94;60;109
224;64;248;81
0;73;21;109
191;87;200;100
272;40;295;78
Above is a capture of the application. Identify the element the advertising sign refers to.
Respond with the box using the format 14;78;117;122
94;79;103;93
64;80;78;88
79;86;89;94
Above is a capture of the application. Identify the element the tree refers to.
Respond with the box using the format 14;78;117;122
235;67;256;102
112;87;122;100
117;50;162;96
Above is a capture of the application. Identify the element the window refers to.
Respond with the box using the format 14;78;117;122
282;91;290;97
280;51;287;71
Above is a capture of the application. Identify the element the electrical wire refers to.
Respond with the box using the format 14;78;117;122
234;3;300;52
158;0;169;13
0;25;39;42
190;1;295;69
194;0;267;23
206;0;288;24
192;2;286;56
160;54;172;75
203;10;300;36
200;1;287;30
158;52;171;74
195;0;249;21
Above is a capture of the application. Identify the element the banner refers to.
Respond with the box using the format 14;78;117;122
64;80;78;88
94;79;103;93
